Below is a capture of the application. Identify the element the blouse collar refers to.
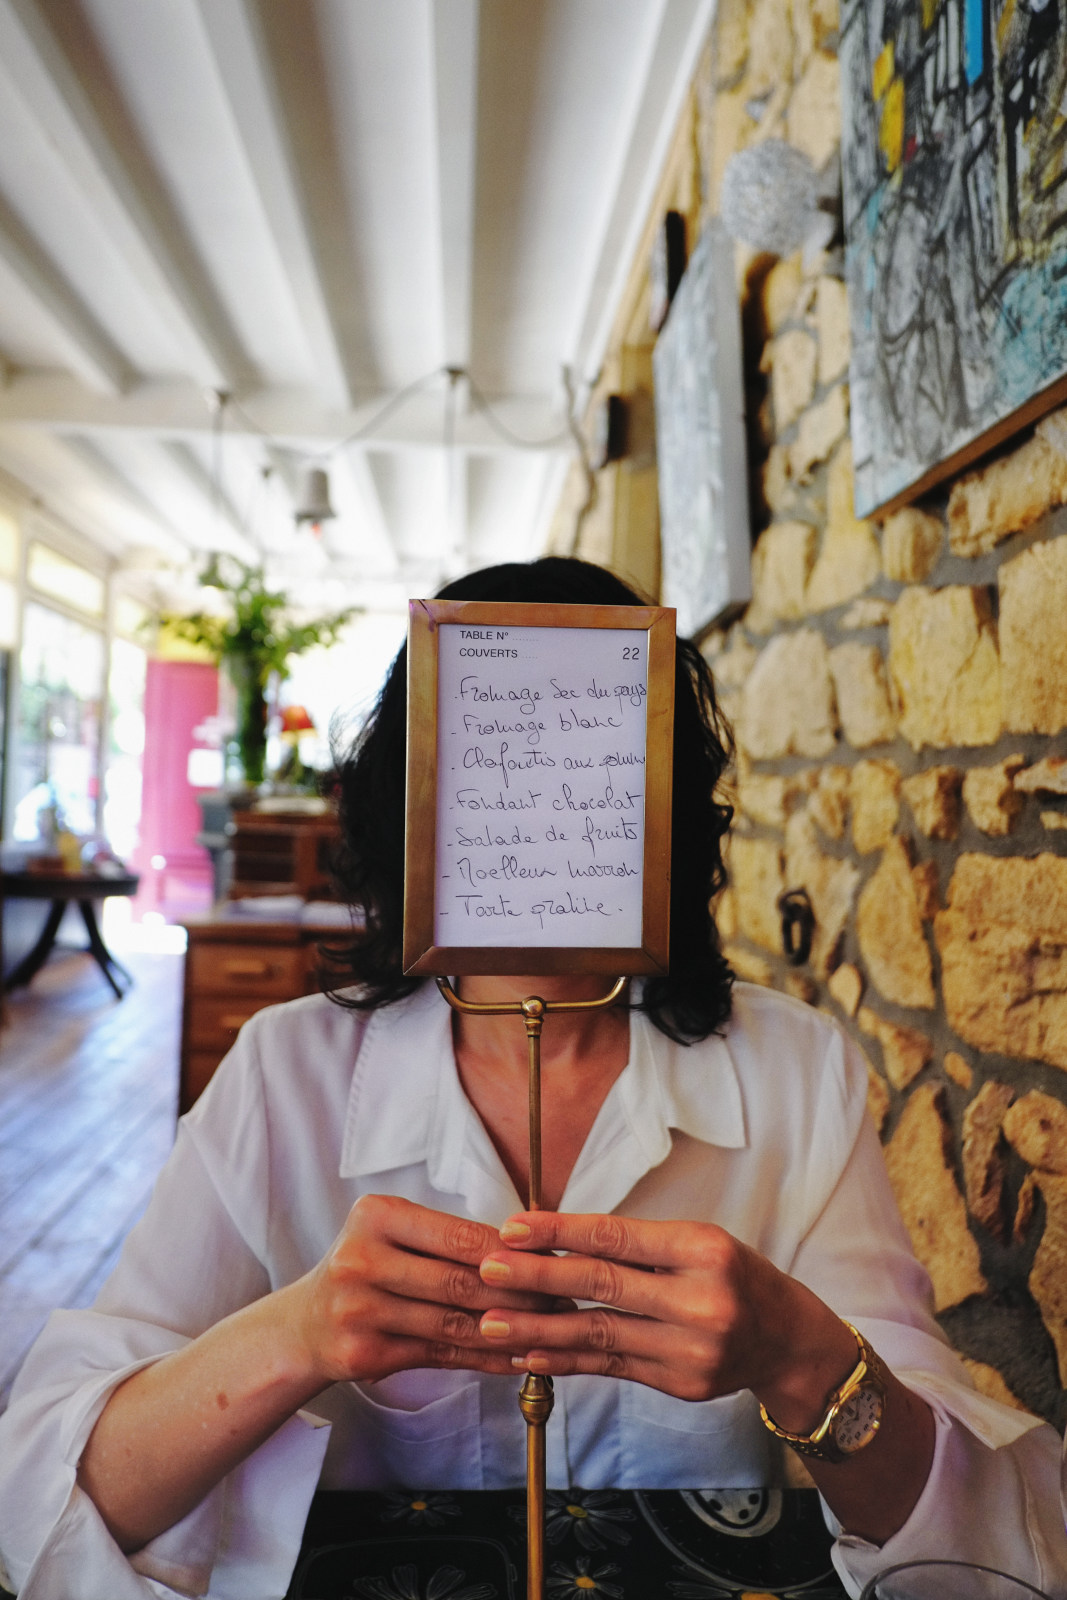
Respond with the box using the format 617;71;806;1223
339;982;746;1218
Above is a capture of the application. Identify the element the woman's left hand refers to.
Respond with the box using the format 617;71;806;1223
478;1211;938;1547
477;1210;856;1426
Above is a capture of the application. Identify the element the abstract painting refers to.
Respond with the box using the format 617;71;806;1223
653;220;751;638
840;0;1067;517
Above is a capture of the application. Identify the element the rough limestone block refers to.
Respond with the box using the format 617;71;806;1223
1000;538;1067;736
762;443;798;514
829;642;895;748
911;860;940;922
1015;1172;1038;1243
715;885;738;940
710;89;753;212
850;759;900;854
736;771;814;829
744;0;794;97
857;837;935;1008
809;765;851;840
708;633;759;689
737;774;789;828
714;0;750;84
770;328;817;431
784;810;859;976
793;0;840;67
1030;1173;1067;1386
1003;1090;1067;1176
828;960;862;1016
865;1060;891;1133
961;1359;1027;1413
948;432;1067;556
881;506;943;583
961;1081;1014;1241
935;853;1067;1069
749;521;818;626
737;629;838;759
730;835;785;952
944;1051;974;1089
889;587;1002;750
786;51;841;169
814;276;850;387
724;943;774;986
785;973;818;1004
840;597;892;628
804;443;882;612
789;385;848;483
884;1083;988;1313
962;756;1026;836
761;256;805;335
1015;756;1067;795
858;1006;934;1090
901;767;963;840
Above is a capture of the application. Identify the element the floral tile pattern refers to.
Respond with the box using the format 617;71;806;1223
286;1489;846;1599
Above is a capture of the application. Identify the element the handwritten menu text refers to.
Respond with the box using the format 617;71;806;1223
434;624;648;947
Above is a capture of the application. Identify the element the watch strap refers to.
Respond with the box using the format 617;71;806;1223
758;1321;886;1464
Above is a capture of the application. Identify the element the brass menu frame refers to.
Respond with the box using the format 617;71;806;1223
403;599;675;977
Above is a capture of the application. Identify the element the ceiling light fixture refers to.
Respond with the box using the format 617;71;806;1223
293;465;336;536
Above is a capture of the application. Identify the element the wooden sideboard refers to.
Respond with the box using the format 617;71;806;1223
179;913;350;1112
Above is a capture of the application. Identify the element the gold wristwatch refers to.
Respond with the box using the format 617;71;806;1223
759;1321;888;1464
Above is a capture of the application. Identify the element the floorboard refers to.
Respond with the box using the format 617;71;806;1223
0;945;182;1410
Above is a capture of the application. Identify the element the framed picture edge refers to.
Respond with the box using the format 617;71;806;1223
402;599;675;978
854;367;1067;521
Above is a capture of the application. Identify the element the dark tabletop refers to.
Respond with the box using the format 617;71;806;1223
285;1488;847;1599
0;870;139;899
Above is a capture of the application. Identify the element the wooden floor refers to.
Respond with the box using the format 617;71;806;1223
0;945;182;1410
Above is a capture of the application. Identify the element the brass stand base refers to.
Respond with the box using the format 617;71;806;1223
436;976;626;1600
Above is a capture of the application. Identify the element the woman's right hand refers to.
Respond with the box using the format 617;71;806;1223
79;1193;563;1553
284;1193;564;1387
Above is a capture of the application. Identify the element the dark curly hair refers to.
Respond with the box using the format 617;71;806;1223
322;556;735;1042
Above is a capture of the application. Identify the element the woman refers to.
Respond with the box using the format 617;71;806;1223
0;557;1063;1600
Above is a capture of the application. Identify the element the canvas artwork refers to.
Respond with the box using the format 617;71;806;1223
653;220;751;638
840;0;1067;518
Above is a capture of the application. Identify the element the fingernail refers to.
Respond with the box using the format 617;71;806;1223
500;1220;531;1241
480;1317;511;1339
511;1355;531;1369
526;1355;551;1372
480;1258;511;1283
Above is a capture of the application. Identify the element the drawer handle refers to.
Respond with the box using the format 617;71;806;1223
222;959;272;977
221;1012;256;1030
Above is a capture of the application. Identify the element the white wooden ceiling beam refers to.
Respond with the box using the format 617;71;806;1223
0;200;134;395
191;0;353;407
429;0;479;373
0;372;572;457
336;449;400;576
0;0;247;391
158;438;252;552
46;434;192;556
566;0;715;387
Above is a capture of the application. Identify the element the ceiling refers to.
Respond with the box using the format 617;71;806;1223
0;0;713;619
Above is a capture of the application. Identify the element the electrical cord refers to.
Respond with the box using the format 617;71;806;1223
224;365;576;461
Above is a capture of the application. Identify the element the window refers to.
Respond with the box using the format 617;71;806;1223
13;602;105;842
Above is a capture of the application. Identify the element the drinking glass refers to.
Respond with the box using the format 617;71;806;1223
859;1559;1051;1599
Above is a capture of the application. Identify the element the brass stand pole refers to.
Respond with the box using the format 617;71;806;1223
436;975;626;1600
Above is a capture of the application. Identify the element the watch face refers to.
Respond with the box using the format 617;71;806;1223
833;1385;884;1455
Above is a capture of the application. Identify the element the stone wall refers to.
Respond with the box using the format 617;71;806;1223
561;0;1067;1428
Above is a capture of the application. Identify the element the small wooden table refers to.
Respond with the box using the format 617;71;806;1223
179;907;355;1111
1;870;140;1000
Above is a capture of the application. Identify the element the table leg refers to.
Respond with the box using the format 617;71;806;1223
77;900;133;998
3;899;67;991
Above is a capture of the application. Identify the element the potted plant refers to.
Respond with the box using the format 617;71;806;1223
159;557;355;788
